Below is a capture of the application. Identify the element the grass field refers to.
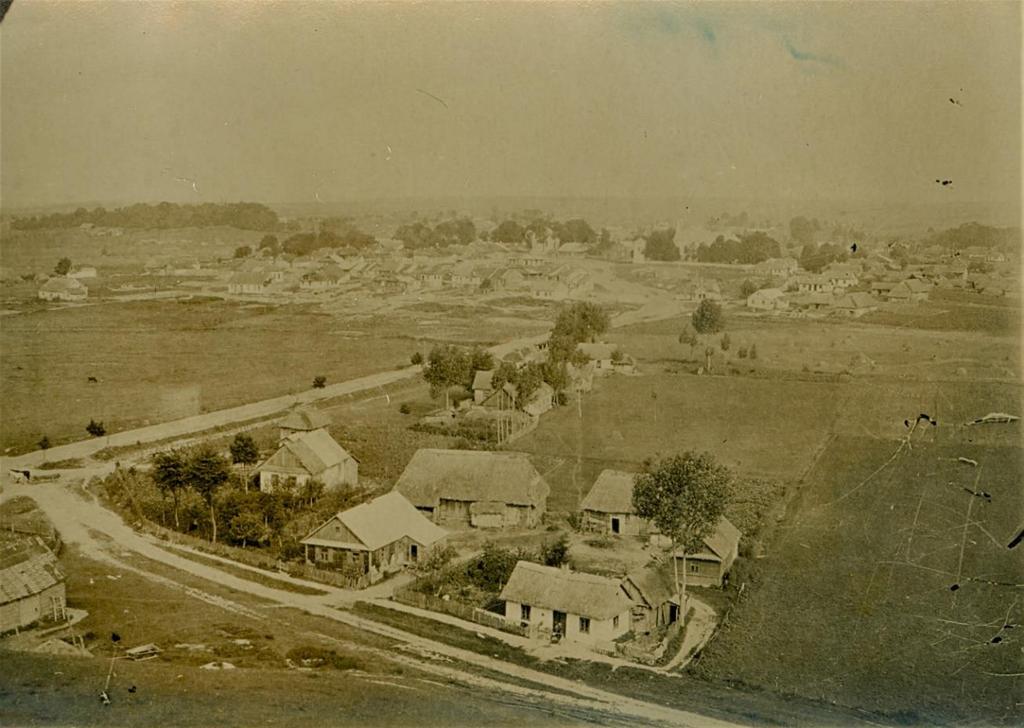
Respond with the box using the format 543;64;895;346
694;434;1023;724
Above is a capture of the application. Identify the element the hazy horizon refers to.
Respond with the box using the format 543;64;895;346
2;2;1021;214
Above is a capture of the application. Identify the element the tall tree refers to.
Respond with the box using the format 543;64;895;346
632;453;732;609
152;449;189;529
229;433;260;491
691;299;725;335
422;344;471;409
188;446;231;543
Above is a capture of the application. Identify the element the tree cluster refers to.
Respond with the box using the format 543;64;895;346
799;242;849;273
483;217;597;246
643;228;680;261
924;222;1021;251
422;345;495;406
548;302;610;364
694;232;781;264
281;225;376;256
13;202;280;232
394;217;477;249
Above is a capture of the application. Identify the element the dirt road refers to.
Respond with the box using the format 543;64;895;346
2;481;747;728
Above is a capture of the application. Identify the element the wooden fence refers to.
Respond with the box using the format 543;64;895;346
392;587;531;638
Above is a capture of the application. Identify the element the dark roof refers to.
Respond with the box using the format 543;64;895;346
580;470;638;514
0;536;64;605
394;449;548;509
499;561;633;620
624;564;678;609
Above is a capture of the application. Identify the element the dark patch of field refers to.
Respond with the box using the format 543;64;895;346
0;300;417;453
694;435;1024;725
861;300;1020;335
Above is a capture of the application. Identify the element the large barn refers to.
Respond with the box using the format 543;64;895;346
394;449;549;529
0;536;66;634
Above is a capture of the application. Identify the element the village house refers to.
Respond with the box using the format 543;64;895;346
577;342;635;375
673;517;742;588
621;564;680;634
679;279;722;302
500;561;633;647
790;274;833;294
579;469;650;536
832;292;878;317
472;369;495;404
278;407;330;440
68;265;98;279
37;276;88;302
754;257;799;278
529;279;570;300
394;449;549;529
790;291;833;311
299;492;446;585
556;242;591;258
1;536;67;634
228;271;269;295
300;265;346;290
746;287;789;311
886;278;932;303
256;429;359;493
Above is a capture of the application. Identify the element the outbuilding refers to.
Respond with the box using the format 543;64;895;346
0;536;66;634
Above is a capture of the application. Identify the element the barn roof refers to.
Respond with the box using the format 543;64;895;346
624;564;678;609
499;561;633;620
472;370;494;391
279;407;330;432
0;536;64;606
394;449;548;509
303;492;446;552
260;429;355;476
580;470;638;514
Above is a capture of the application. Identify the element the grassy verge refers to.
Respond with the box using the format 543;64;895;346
166;547;327;596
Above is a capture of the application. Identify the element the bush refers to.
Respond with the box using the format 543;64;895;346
565;511;583;531
399;403;412;415
312;376;327;389
555;391;569;406
737;347;748;359
38;436;51;450
86;419;106;437
410;352;424;366
540;533;571;567
421;544;458;572
720;333;731;352
749;344;758;360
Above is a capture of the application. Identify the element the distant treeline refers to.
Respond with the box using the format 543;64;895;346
693;232;782;264
12;202;281;232
279;226;377;256
925;222;1021;250
484;217;599;246
395;217;477;249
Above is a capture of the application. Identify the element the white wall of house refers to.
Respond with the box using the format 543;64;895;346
504;600;630;646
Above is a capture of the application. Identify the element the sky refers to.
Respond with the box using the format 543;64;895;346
1;1;1020;211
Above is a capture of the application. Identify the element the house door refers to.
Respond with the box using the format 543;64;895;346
552;610;567;639
669;604;679;624
611;517;621;534
409;544;418;562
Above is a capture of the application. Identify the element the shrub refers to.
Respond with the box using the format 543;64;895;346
749;344;758;360
421;544;458;572
312;376;327;389
38;436;51;450
720;333;731;352
565;511;583;531
86;419;106;437
555;391;569;406
540;533;570;567
738;347;748;359
399;403;412;415
410;352;424;366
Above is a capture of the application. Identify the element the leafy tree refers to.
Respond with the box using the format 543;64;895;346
694;233;781;264
422;345;471;409
610;348;625;363
678;325;699;359
233;245;252;259
489;220;526;244
188;446;231;543
152;449;189;529
643;228;680;261
54;257;72;276
467;541;521;591
551;302;609;348
632;453;732;605
229;433;260;490
540;533;570;567
469;347;495;375
258;234;279;253
312;375;327;389
739;279;761;298
228;510;269;548
297;478;325;508
86;419;106;437
691;299;725;335
38;435;51;451
410;352;424;366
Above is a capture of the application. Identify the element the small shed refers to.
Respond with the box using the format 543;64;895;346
579;470;649;536
673;517;742;588
0;536;66;634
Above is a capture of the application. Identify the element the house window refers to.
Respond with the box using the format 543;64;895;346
688;561;700;574
579;617;590;634
521;604;531;622
613;615;619;629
